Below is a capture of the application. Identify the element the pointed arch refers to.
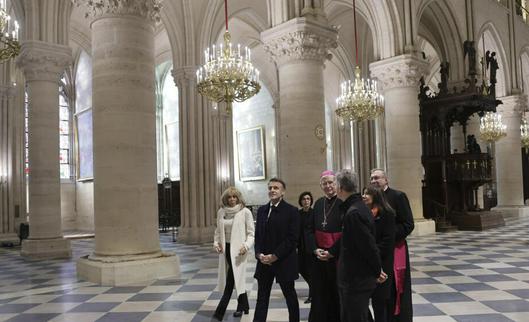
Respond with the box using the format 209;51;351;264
417;0;465;81
477;22;510;97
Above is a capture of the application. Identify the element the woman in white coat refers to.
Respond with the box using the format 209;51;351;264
213;186;255;320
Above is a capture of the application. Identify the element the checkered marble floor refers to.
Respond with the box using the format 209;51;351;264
1;217;529;322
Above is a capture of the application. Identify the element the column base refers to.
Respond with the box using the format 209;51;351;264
21;238;71;259
492;205;529;220
178;226;216;243
410;218;436;236
0;233;20;245
77;253;180;286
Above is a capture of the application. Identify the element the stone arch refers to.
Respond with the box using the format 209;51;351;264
325;0;399;60
417;0;465;81
477;22;510;97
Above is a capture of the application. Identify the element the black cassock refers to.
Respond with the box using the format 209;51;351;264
384;187;414;322
305;195;343;322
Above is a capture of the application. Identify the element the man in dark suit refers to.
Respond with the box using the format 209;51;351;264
254;178;300;322
371;168;414;322
332;169;386;322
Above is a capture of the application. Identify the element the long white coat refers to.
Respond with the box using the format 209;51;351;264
213;206;255;296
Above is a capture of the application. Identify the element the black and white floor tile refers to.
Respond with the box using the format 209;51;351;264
1;216;529;321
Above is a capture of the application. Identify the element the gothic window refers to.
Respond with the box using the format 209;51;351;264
75;50;94;180
156;62;180;182
59;79;71;179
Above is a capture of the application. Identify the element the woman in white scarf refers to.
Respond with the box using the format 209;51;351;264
213;187;255;320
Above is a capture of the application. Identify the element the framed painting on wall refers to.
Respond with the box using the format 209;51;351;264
237;126;266;181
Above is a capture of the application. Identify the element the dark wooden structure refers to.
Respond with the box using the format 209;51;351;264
158;178;181;241
419;41;505;231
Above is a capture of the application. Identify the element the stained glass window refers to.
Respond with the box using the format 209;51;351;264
59;77;71;179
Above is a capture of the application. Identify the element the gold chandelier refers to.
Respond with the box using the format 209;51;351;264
196;0;260;114
479;111;507;143
335;0;383;122
0;1;20;63
521;117;529;152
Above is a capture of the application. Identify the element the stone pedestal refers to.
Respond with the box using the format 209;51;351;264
76;2;178;285
16;41;72;258
371;54;436;236
262;17;337;201
492;95;529;219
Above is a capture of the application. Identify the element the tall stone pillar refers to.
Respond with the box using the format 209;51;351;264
172;67;229;243
493;94;529;217
0;85;18;244
370;54;436;236
16;41;72;258
76;1;179;285
262;17;337;200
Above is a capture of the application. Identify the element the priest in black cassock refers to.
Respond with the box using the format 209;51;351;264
370;168;414;322
305;170;343;322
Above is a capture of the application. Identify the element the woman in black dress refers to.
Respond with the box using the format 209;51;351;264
363;185;396;322
298;191;314;304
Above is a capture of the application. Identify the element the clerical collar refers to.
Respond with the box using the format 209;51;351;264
325;194;337;202
383;186;389;191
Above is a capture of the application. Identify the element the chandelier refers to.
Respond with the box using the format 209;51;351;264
521;117;529;152
196;0;260;114
335;0;383;122
0;0;20;63
479;111;507;143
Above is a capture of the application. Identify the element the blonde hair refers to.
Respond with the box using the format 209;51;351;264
220;186;245;207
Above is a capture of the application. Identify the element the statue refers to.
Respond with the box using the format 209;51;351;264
467;134;481;154
438;62;450;94
486;50;499;97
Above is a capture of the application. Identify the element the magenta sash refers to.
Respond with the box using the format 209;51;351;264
315;230;342;249
393;240;407;315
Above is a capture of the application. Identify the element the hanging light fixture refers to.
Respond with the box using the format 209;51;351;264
196;0;260;115
335;0;383;122
0;0;20;63
479;111;507;143
521;115;529;153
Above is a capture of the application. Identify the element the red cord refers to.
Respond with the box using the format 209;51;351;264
225;0;229;31
353;0;358;66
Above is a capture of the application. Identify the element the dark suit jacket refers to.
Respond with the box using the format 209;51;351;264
254;199;300;282
337;193;381;291
384;187;414;241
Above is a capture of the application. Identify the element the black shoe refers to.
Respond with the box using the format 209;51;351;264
233;309;249;317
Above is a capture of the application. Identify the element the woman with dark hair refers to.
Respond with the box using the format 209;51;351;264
298;191;314;304
362;185;396;322
213;187;255;320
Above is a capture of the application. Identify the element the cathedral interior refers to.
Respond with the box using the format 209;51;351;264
1;0;529;321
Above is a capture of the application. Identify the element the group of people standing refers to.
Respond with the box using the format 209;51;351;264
212;168;414;322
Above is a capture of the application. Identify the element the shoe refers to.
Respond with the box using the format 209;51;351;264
304;297;312;304
233;309;249;317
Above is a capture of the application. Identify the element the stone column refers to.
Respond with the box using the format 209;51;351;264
370;54;436;236
171;67;224;243
76;1;179;285
0;85;18;244
15;41;72;258
262;17;337;201
493;94;529;217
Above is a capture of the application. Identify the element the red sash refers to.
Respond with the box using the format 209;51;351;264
315;230;342;249
393;240;407;315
